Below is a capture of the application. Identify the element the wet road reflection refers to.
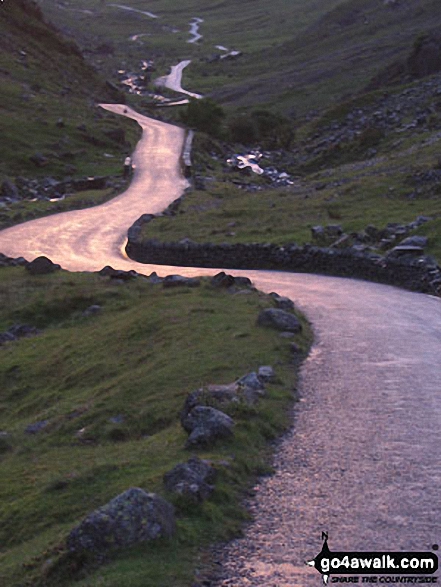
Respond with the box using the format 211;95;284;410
0;108;439;585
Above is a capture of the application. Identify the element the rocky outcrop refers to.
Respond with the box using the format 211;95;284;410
67;488;175;556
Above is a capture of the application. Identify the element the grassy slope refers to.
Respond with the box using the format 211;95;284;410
0;0;141;182
0;266;311;587
140;79;441;262
36;0;441;115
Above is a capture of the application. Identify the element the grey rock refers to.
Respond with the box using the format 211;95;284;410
26;256;61;275
236;371;265;391
99;266;137;281
279;331;296;338
400;235;428;248
83;305;102;317
416;215;432;225
258;366;276;382
325;224;343;237
257;308;302;333
0;331;16;345
163;457;216;502
67;488;175;555
8;324;40;338
270;293;295;310
1;180;19;199
182;406;234;448
29;153;49;167
387;245;425;258
148;271;163;284
290;342;301;354
25;420;50;434
311;225;325;239
163;275;200;288
233;276;252;287
211;271;235;288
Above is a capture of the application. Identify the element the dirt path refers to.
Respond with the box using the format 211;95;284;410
0;108;439;585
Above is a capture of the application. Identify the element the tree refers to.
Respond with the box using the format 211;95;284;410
180;98;225;137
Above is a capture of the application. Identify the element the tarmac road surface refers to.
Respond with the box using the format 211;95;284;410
0;107;439;585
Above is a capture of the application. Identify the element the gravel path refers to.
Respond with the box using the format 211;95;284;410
209;273;441;586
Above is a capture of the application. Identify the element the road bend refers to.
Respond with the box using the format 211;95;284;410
0;107;439;585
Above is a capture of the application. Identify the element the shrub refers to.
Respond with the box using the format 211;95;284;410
180;98;225;138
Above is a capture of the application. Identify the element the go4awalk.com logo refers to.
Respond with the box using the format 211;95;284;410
306;534;439;585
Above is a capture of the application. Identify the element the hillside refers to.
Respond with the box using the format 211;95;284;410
0;262;310;587
0;0;140;184
35;0;441;116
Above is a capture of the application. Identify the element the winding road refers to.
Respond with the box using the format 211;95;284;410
0;107;440;585
154;60;203;100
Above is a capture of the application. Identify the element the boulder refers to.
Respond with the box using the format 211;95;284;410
163;275;200;288
210;271;235;288
257;308;302;333
163;457;216;502
26;256;61;275
67;488;175;555
181;406;234;448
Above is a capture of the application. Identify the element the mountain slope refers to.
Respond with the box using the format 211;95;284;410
34;0;441;117
0;0;138;181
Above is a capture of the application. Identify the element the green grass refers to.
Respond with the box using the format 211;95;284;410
0;1;141;182
36;0;441;116
138;124;441;262
0;266;311;586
